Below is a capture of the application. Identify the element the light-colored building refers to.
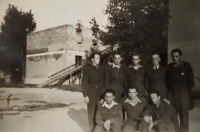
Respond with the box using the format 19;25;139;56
25;24;106;84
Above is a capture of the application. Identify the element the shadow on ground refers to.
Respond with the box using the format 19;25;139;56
191;90;200;108
191;90;200;100
67;108;88;132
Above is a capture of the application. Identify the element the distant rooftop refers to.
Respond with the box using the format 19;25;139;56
28;24;91;36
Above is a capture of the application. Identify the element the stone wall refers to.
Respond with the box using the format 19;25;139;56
27;25;94;54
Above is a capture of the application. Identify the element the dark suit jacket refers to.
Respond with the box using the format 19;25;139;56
105;64;127;101
126;66;146;97
144;101;176;132
166;61;195;99
144;65;167;99
121;97;148;126
105;64;127;88
81;63;105;104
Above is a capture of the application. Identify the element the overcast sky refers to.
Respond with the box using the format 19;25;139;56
0;0;109;31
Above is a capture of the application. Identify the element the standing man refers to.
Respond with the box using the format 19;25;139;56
126;53;147;98
143;90;177;132
144;52;168;100
81;52;105;132
94;89;123;132
105;52;127;102
166;48;195;132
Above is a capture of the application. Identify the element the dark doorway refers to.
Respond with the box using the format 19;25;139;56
75;55;82;66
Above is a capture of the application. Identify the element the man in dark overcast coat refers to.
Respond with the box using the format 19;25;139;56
166;48;195;132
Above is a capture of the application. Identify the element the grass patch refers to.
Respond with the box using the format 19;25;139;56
0;90;5;93
0;83;82;92
6;102;74;112
11;98;20;100
28;101;47;103
0;97;20;101
2;112;21;115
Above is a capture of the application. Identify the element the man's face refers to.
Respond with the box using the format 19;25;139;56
172;52;181;64
128;88;138;100
113;54;122;65
152;54;160;66
132;56;140;66
104;93;115;104
150;93;160;105
92;54;100;65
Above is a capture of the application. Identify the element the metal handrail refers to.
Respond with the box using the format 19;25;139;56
49;49;109;78
49;59;86;78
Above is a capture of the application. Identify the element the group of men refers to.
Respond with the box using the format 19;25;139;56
81;48;195;132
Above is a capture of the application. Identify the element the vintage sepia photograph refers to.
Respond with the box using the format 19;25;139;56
0;0;200;132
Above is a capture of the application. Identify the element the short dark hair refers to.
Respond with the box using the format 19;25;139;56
90;52;100;59
104;89;115;96
126;85;139;94
132;50;141;59
113;51;121;57
149;89;160;97
151;51;160;57
171;48;183;56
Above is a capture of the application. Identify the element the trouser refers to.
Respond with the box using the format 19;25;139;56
154;122;176;132
171;112;180;132
168;94;189;132
176;98;189;132
94;124;122;132
87;103;97;132
121;121;149;132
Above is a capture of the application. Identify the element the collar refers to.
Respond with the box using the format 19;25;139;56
90;63;99;69
129;65;143;70
112;63;121;69
174;61;184;67
154;100;164;110
124;97;141;107
153;65;159;70
102;100;118;109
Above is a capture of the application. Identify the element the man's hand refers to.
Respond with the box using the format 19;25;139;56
144;115;150;123
163;98;170;104
145;90;149;96
148;122;153;132
148;116;153;132
84;96;89;104
98;99;104;104
104;119;111;131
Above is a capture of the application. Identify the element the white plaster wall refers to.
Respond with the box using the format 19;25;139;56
66;50;86;66
25;51;67;84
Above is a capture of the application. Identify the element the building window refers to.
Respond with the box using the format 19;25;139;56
75;56;82;66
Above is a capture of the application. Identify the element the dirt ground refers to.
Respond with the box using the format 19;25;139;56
0;88;200;132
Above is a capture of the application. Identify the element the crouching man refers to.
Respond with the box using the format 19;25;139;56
143;90;177;132
121;85;148;132
94;89;123;132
